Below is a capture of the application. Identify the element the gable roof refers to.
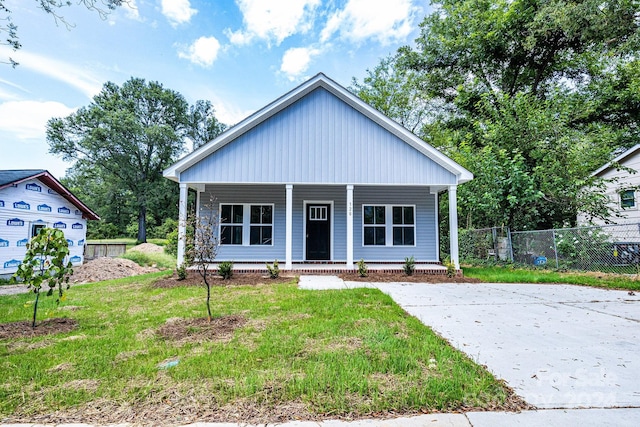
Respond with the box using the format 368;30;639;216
592;144;640;177
164;73;472;185
0;169;100;220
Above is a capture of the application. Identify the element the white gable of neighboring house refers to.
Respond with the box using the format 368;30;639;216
0;178;88;275
578;144;640;226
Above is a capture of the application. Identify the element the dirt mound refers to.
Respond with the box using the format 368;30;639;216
71;257;157;284
128;242;164;254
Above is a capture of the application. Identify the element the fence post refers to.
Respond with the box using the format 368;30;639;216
552;230;559;269
507;227;514;262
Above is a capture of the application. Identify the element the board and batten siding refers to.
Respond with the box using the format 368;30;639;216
353;186;438;262
200;184;437;263
180;88;457;186
0;178;87;275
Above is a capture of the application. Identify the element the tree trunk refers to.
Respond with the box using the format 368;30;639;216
137;205;147;243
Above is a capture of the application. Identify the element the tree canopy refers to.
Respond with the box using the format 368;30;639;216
354;0;640;230
47;77;226;242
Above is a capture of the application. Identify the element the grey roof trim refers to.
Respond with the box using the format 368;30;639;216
591;144;640;177
164;73;473;184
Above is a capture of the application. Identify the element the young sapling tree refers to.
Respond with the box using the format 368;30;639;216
182;197;220;322
12;228;74;327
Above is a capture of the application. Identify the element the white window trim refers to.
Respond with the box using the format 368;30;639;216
219;203;275;246
361;204;417;247
302;200;334;261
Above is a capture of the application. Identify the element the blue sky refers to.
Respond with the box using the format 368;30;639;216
0;0;427;178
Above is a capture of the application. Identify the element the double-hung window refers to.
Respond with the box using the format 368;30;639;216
220;203;274;246
363;205;415;246
621;190;636;209
250;205;273;245
392;206;415;245
363;205;386;245
220;204;243;245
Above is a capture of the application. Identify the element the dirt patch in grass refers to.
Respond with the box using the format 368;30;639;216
0;318;78;339
152;271;296;288
341;272;481;283
156;315;248;343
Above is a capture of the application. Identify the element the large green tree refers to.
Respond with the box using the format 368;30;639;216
355;0;640;230
1;0;123;66
47;77;225;242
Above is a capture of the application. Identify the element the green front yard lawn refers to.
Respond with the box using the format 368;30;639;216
463;265;640;291
0;272;523;425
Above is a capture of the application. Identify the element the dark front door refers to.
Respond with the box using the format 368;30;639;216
306;204;330;260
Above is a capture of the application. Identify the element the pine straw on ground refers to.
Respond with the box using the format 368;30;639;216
152;271;296;288
156;314;247;343
3;378;532;427
0;318;78;339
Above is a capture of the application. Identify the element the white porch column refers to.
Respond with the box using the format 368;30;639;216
346;184;354;269
285;184;293;270
177;183;188;267
448;185;460;270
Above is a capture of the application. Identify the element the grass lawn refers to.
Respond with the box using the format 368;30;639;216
86;238;168;249
0;273;519;425
463;265;640;291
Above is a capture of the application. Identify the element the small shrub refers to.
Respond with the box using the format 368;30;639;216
176;263;187;280
403;256;415;276
165;230;178;256
443;257;456;278
218;261;233;280
266;259;280;279
357;258;368;277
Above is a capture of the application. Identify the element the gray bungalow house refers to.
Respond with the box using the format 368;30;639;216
164;73;472;271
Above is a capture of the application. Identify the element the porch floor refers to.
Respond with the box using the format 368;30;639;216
203;262;448;275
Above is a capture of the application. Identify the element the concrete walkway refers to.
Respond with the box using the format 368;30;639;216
298;275;640;426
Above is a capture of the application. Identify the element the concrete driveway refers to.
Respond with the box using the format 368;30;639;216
371;282;640;409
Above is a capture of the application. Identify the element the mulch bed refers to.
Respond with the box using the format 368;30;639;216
153;271;479;288
152;271;296;288
0;318;78;339
156;315;248;343
340;272;481;283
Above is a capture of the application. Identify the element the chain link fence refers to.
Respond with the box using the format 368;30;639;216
460;223;640;274
459;227;513;263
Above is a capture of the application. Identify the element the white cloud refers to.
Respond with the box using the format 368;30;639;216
123;0;142;21
280;47;320;80
177;36;221;67
0;47;103;99
320;0;419;45
0;100;76;140
226;0;320;46
161;0;197;27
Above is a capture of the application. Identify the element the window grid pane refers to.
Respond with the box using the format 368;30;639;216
621;190;635;208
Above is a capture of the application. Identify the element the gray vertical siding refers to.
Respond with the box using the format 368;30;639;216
181;88;457;185
201;184;286;261
353;186;438;262
203;184;437;263
292;185;346;261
